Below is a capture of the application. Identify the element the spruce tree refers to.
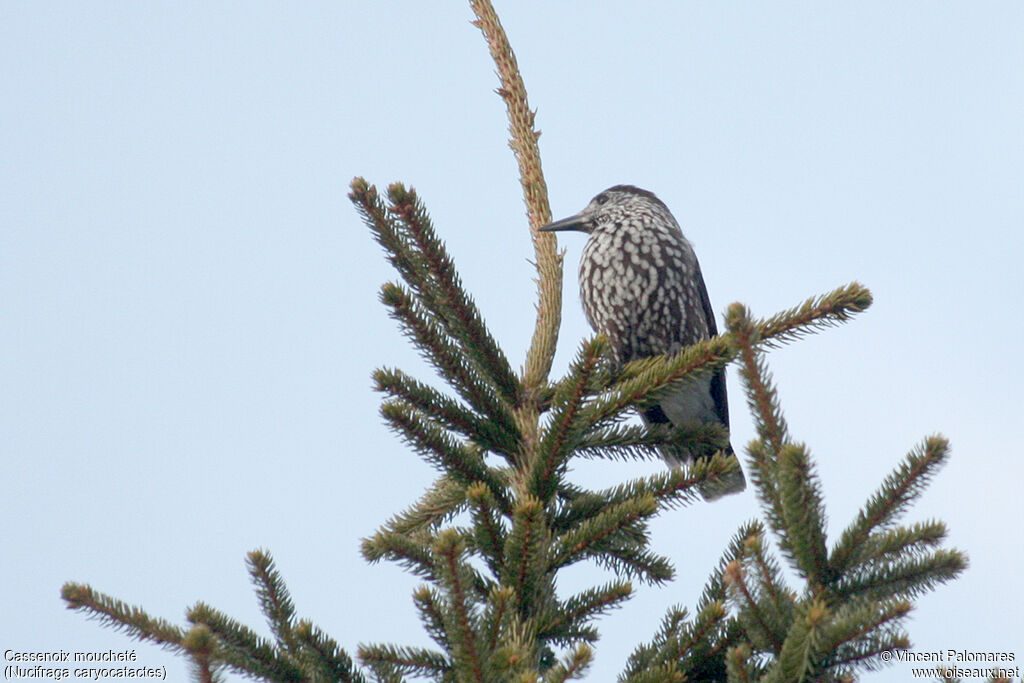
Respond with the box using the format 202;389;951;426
63;2;970;681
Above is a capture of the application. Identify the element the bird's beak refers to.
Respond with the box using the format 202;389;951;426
539;213;590;232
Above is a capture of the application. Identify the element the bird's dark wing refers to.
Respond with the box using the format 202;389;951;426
693;260;719;337
693;261;730;429
643;404;670;424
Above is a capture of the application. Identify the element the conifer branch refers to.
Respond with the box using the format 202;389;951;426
375;367;517;456
64;571;369;683
187;602;303;683
379;282;519;437
545;337;607;410
589;544;675;585
544;645;593;682
467;481;508;576
502;496;550;614
621;665;686;683
583;336;734;429
433;530;487;682
744;441;790;549
742;534;796;640
553;495;658;570
776;443;830;583
534;337;605;500
572;422;726;463
727;304;791;549
247;551;297;652
380;400;509;509
350;178;423;288
833;549;967;602
724;561;784;654
549;486;650;559
684;600;734;670
620;599;736;683
612;281;872;389
61;583;188;652
756;281;873;349
544;581;633;644
361;528;438;581
293;620;367;683
551;470;703;553
832;635;907;675
182;626;223;683
360;660;405;683
620;607;687;679
469;0;560;391
481;586;516;654
413;586;452;652
848;521;948;568
727;304;790;453
698;521;764;610
820;598;911;671
647;610;704;679
386;183;520;402
357;643;451;679
597;466;710;514
725;644;758;682
381;475;468;537
543;336;614;409
673;605;732;679
830;435;950;573
768;599;828;683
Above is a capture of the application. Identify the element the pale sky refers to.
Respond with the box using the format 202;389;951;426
3;3;1022;681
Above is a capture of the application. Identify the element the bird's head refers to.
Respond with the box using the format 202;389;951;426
540;185;671;235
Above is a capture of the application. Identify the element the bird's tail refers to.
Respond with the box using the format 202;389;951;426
699;444;746;501
660;442;746;502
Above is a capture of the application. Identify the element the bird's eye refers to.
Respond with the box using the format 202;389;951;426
596;193;609;205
